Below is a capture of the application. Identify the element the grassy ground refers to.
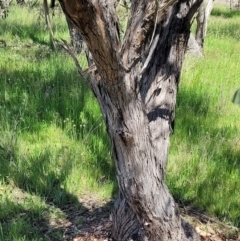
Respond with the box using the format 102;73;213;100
0;2;239;241
168;4;240;228
0;3;115;240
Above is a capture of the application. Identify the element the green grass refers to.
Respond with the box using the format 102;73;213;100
0;3;115;240
168;5;240;227
0;2;240;240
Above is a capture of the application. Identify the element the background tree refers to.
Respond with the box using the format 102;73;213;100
65;17;83;54
58;0;203;240
0;0;12;19
188;0;215;56
43;0;56;49
195;0;215;49
16;0;25;6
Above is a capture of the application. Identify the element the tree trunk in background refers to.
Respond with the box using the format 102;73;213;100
16;0;25;6
0;0;12;19
66;17;93;65
66;17;83;54
195;0;215;49
58;0;203;240
43;0;56;49
188;0;215;56
230;0;233;10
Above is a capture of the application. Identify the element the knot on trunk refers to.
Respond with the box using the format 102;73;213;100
116;127;134;146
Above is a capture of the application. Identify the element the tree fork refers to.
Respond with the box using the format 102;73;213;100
57;0;203;240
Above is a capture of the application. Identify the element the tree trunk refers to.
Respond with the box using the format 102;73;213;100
65;17;93;65
66;17;83;54
16;0;25;6
187;33;203;57
195;0;215;49
230;0;233;10
66;20;93;65
0;0;12;19
187;0;215;56
43;0;56;50
58;0;203;240
112;192;145;240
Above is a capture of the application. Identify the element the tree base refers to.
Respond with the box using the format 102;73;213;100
112;192;148;241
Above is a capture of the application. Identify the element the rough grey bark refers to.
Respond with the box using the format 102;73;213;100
112;192;143;240
65;17;93;65
16;0;25;6
0;0;12;19
187;0;215;56
58;0;203;240
195;0;215;49
65;17;83;54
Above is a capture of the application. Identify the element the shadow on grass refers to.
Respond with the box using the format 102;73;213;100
0;49;118;239
174;87;210;141
0;55;115;182
169;86;240;227
193;143;240;227
208;22;240;40
0;129;116;240
0;201;64;241
0;20;49;45
0;145;115;240
0;198;113;241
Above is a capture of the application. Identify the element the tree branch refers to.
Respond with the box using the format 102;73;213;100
120;0;179;71
58;0;121;84
120;0;157;70
185;0;204;26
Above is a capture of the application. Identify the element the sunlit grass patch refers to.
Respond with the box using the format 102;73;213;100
168;6;240;227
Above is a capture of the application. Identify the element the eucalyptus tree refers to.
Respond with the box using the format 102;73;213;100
195;0;215;49
0;0;11;19
58;0;203;240
50;0;83;54
188;0;215;56
16;0;25;5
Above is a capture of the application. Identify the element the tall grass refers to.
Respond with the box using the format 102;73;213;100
0;2;240;240
0;3;115;240
168;4;240;227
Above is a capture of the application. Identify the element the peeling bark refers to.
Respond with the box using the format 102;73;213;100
57;0;203;240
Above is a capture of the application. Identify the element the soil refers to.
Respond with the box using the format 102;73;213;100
49;196;240;241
